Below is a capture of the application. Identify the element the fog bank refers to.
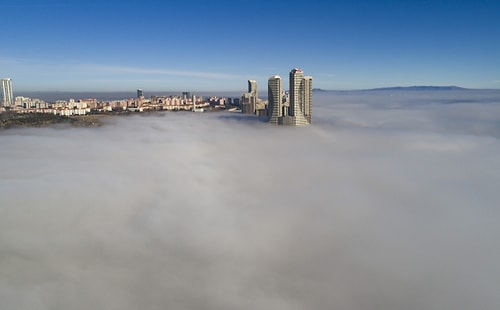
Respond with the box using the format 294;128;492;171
1;90;500;310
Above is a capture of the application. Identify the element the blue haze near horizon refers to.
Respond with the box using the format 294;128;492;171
1;0;500;92
15;88;500;104
1;91;500;309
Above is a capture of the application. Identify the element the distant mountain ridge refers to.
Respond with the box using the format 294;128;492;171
313;86;468;92
367;86;467;91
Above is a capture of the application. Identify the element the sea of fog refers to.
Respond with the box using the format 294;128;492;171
1;90;500;310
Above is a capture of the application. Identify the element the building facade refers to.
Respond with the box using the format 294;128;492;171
303;76;312;123
267;68;312;125
248;80;257;96
1;78;14;107
241;79;259;115
268;75;282;124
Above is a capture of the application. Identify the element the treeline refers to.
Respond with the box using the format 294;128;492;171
0;112;103;129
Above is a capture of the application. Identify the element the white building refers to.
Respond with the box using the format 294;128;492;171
267;68;313;126
268;75;282;124
1;78;14;107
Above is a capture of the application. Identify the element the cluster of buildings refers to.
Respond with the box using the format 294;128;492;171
2;67;313;126
3;93;219;115
0;79;219;115
241;68;313;125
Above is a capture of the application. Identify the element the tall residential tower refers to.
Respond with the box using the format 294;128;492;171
267;68;312;125
268;75;282;124
303;75;313;124
241;79;259;114
1;78;13;107
248;79;257;96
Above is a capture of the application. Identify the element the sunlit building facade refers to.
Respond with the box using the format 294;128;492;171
1;78;13;107
267;76;282;124
267;68;312;125
303;75;313;124
241;79;259;115
248;80;257;96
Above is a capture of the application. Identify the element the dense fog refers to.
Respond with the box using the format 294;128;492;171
1;90;500;310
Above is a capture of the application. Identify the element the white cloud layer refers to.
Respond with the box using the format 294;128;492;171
75;64;247;80
1;90;500;309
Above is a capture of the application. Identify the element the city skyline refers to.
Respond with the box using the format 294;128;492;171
1;0;499;91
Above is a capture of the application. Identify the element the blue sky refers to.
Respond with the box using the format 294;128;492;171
1;0;499;91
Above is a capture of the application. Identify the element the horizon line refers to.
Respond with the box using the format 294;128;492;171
14;86;500;93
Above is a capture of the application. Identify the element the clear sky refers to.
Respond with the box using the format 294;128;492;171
1;0;499;91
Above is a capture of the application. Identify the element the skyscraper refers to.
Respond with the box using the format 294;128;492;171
241;79;258;115
248;80;257;96
289;68;304;117
267;75;282;124
303;75;313;124
266;68;312;125
1;78;13;107
137;89;143;98
287;68;310;125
